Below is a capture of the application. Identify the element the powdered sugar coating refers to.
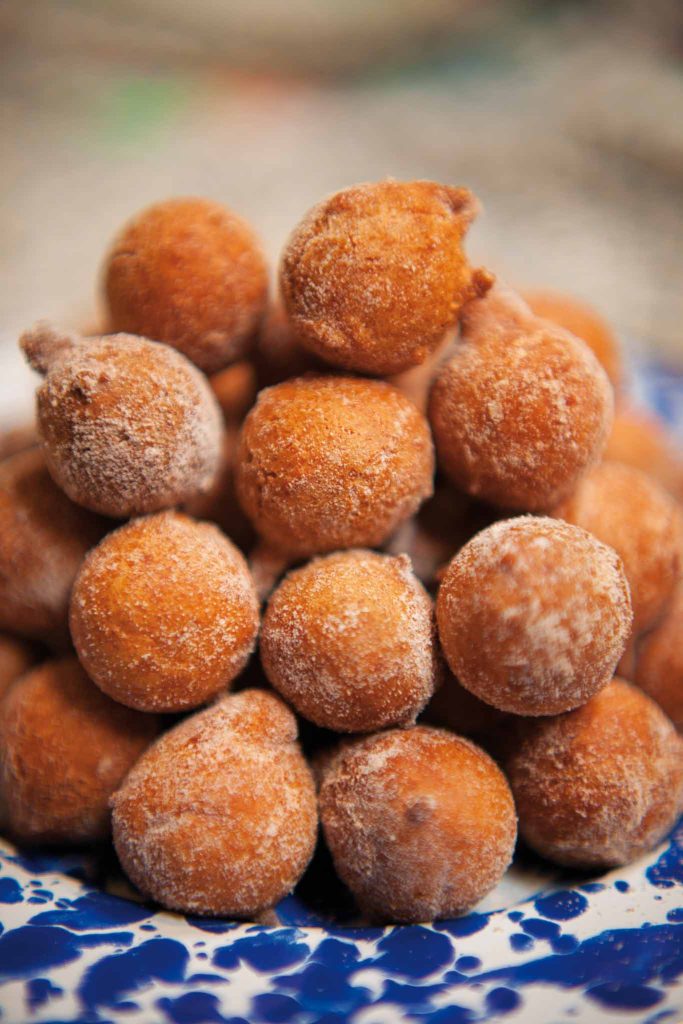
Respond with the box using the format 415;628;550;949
554;460;683;633
428;286;614;511
507;679;683;868
436;516;633;716
0;447;107;647
0;657;159;845
104;197;268;374
319;726;517;922
70;511;259;713
280;179;493;376
26;330;223;518
111;689;318;918
236;375;434;557
261;549;438;732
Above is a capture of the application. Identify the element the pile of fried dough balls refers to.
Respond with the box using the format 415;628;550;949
1;182;682;925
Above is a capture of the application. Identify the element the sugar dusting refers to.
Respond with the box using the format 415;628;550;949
236;375;434;557
437;516;633;716
280;180;492;375
25;331;223;518
261;549;438;732
111;689;318;918
70;511;259;712
429;286;614;511
319;726;517;922
508;679;683;867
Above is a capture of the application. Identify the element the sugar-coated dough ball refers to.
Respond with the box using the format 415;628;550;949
112;689;318;918
429;286;614;511
0;448;107;647
605;406;683;501
436;517;633;716
554;461;682;633
21;325;223;519
634;582;683;730
319;727;516;922
0;633;37;701
261;550;438;732
236;375;434;557
522;289;622;389
506;679;683;868
183;428;255;551
280;180;493;376
0;658;159;845
70;512;259;712
104;198;268;373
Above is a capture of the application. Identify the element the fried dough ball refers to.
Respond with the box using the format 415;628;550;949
21;324;223;519
0;448;107;647
428;286;614;511
236;376;434;557
436;517;632;716
605;406;683;501
210;360;258;426
112;689;318;918
506;679;683;868
261;550;438;732
319;727;517;922
523;289;622;390
0;634;37;701
553;462;682;633
104;197;268;373
70;512;259;713
280;180;493;376
633;582;683;730
0;658;159;845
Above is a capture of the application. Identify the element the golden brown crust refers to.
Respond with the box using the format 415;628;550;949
104;198;268;374
0;658;159;844
553;461;682;633
522;289;623;390
428;286;614;511
261;549;438;732
70;511;259;713
319;726;516;922
26;331;223;519
236;375;434;557
280;180;492;376
436;517;633;716
634;581;683;730
506;679;683;868
0;448;107;646
111;690;318;918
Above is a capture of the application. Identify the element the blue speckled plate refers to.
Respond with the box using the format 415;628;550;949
1;358;682;1024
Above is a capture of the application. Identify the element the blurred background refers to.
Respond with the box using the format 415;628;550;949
2;0;682;426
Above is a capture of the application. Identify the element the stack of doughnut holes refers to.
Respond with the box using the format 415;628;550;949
0;181;682;925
